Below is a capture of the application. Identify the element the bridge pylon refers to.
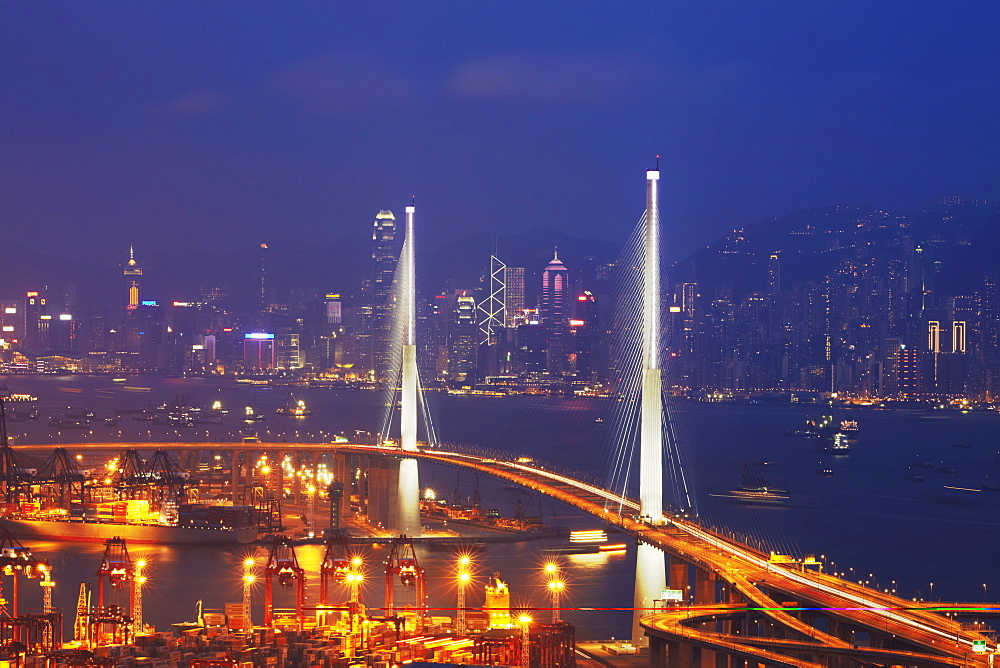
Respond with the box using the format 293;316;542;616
396;202;421;536
633;163;667;645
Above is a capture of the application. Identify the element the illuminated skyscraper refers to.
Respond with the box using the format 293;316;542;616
478;255;506;345
23;291;46;348
371;210;400;379
123;247;143;353
124;246;142;311
539;250;569;328
503;267;525;328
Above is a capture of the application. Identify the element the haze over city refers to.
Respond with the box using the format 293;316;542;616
3;1;999;260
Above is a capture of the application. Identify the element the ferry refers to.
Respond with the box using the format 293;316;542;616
244;406;266;421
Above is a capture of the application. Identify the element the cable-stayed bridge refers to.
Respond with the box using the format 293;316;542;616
6;167;997;666
14;439;996;667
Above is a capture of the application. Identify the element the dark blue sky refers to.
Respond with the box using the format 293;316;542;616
3;1;999;261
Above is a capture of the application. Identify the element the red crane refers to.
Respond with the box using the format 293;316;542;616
93;537;134;647
384;535;426;637
263;537;305;630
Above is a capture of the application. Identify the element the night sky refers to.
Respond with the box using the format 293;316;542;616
3;1;999;261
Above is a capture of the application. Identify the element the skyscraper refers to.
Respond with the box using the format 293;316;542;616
539;250;569;328
371;210;400;379
449;292;478;383
124;246;142;311
503;267;525;328
478;255;506;345
123;247;142;353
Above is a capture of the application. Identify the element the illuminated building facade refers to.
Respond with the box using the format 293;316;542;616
123;247;143;353
244;333;276;370
539;251;568;329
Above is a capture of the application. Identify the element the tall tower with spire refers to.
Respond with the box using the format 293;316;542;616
123;246;143;355
124;246;142;311
539;249;569;328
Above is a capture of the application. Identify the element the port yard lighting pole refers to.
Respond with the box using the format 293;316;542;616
457;556;471;635
544;563;563;623
133;559;147;635
243;558;256;631
519;615;532;668
40;563;54;615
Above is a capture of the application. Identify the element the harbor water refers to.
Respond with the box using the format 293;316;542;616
2;375;999;639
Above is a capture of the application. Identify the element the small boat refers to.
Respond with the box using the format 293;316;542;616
815;464;833;476
911;457;936;469
937;465;958;475
244;406;266;422
948;442;973;449
980;480;1000;492
904;471;926;482
276;394;312;417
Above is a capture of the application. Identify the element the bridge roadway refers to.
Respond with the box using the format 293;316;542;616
19;441;999;666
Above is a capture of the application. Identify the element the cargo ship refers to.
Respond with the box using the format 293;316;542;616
0;500;258;545
0;517;258;545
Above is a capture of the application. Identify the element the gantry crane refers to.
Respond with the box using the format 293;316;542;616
384;535;426;636
36;447;87;507
144;449;188;505
0;398;31;504
0;526;60;654
263;537;305;630
92;537;135;647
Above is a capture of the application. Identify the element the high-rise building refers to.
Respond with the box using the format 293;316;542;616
539;250;569;328
244;332;276;370
477;255;506;345
371;210;400;379
123;247;143;353
23;290;47;349
124;246;142;311
448;292;478;383
503;267;525;328
372;211;399;307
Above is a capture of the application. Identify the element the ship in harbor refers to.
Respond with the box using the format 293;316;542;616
0;516;257;545
275;394;312;417
711;464;790;505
